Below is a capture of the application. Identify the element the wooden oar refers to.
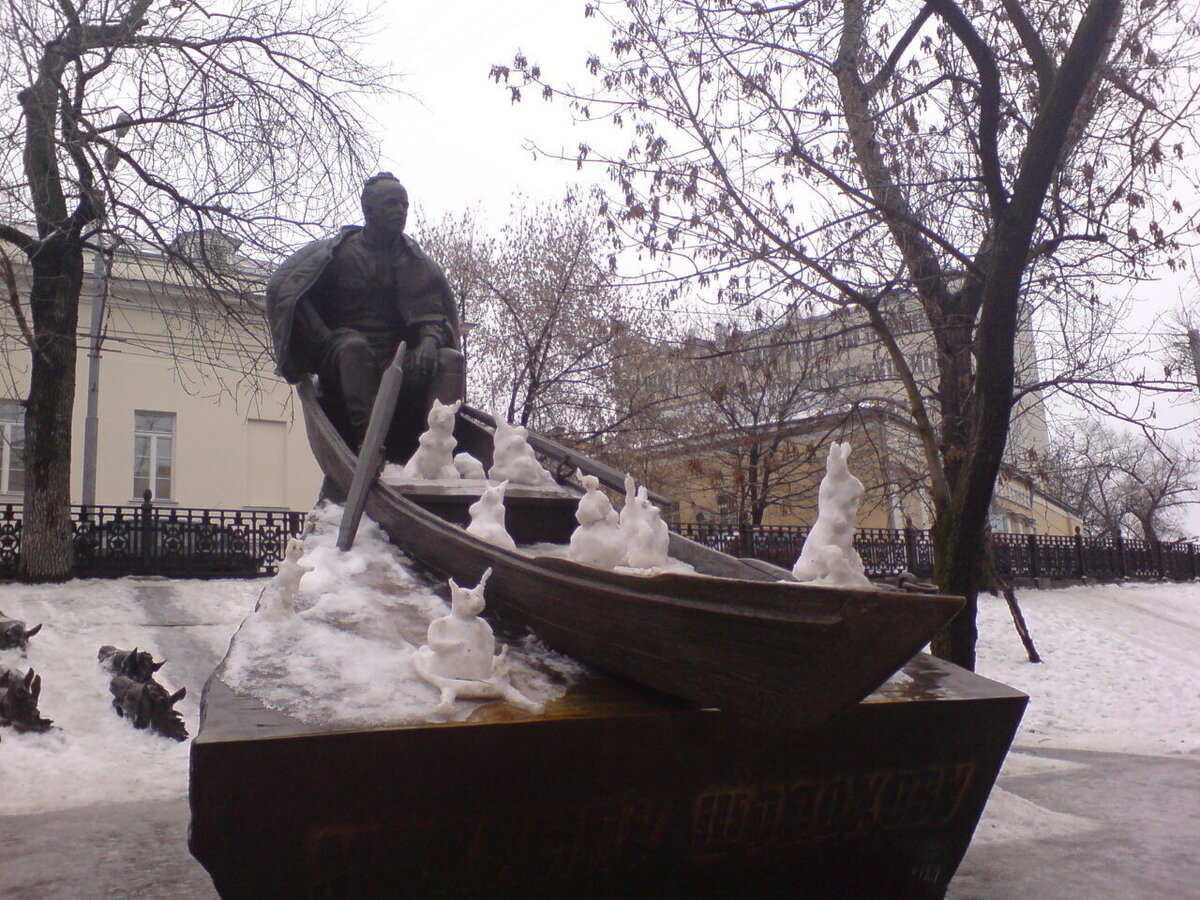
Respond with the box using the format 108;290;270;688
337;342;406;552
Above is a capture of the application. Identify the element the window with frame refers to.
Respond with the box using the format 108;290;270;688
0;400;24;495
133;411;175;501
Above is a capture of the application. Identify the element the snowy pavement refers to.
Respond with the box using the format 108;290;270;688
0;578;258;816
0;799;216;900
1;574;1198;898
949;746;1200;900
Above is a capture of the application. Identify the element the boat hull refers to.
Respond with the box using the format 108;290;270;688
300;381;963;731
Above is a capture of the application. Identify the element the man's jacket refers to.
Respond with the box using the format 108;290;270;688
265;226;460;383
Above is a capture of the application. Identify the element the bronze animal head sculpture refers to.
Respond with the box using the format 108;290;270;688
0;667;53;733
0;613;42;651
109;675;188;742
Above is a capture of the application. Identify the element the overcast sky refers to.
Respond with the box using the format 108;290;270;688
373;0;604;224
362;1;1200;535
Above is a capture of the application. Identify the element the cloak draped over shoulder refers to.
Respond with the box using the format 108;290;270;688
265;226;460;384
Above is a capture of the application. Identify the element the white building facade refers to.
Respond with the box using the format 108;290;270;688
1;241;321;512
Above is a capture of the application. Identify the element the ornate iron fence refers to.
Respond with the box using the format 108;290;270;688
0;500;305;579
676;522;1200;583
3;499;1197;584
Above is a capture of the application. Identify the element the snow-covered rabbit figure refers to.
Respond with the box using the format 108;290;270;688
422;568;496;682
466;480;517;550
489;418;555;486
792;442;872;587
618;474;645;538
625;486;670;570
402;399;461;480
453;452;487;480
413;568;543;715
256;536;312;619
568;472;626;568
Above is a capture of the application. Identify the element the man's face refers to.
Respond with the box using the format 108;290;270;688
362;181;409;237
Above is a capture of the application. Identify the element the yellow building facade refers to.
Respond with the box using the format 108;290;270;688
631;302;1080;537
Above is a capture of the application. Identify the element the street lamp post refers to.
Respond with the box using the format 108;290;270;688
80;244;108;508
80;113;131;509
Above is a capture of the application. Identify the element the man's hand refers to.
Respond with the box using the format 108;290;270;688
410;335;440;383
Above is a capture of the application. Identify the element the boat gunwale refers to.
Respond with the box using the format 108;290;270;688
296;380;955;630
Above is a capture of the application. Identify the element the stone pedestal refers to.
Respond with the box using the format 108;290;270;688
190;654;1025;899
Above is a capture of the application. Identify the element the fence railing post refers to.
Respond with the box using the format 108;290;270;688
140;489;153;567
904;526;919;574
1191;542;1198;580
1074;526;1085;579
740;523;754;559
1115;533;1127;579
1027;533;1039;579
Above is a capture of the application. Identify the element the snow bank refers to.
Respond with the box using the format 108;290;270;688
219;502;584;727
0;578;256;815
976;581;1200;756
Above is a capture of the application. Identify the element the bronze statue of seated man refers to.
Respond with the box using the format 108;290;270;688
266;173;463;461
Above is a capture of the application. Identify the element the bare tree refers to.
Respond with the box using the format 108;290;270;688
635;317;853;524
411;208;495;377
419;197;662;441
0;0;392;580
1159;304;1200;394
1046;424;1198;542
493;0;1200;667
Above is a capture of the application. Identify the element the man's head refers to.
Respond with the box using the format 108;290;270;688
361;173;409;238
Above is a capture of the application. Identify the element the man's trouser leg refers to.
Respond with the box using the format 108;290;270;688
318;330;381;449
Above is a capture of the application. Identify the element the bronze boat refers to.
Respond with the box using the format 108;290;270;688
297;380;962;731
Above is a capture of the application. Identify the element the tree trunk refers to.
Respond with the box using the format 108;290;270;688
19;246;84;582
1139;516;1158;545
929;506;982;670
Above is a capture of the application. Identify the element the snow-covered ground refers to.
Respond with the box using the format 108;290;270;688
0;577;256;816
1;551;1197;854
221;504;583;729
964;581;1200;858
975;582;1200;757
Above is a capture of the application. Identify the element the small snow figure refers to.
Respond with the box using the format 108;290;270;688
488;418;555;486
413;568;543;716
568;472;627;568
466;480;517;550
792;442;874;588
453;452;487;480
402;399;462;480
618;473;645;537
256;536;313;619
623;481;670;570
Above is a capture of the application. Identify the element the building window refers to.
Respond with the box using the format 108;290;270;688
134;411;175;501
0;400;24;495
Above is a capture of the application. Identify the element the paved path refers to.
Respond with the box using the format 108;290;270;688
949;746;1200;899
0;800;216;900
